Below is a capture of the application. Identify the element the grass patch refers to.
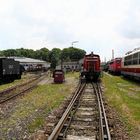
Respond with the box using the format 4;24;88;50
102;73;140;138
65;71;80;78
28;117;44;133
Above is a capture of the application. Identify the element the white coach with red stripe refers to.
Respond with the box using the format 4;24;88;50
121;47;140;80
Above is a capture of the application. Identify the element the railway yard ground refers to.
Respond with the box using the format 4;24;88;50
0;72;79;139
0;71;140;139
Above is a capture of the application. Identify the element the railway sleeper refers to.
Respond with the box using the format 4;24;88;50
75;112;97;117
77;107;94;111
72;117;95;122
69;124;96;130
66;135;96;140
67;128;97;137
79;102;97;106
70;120;98;127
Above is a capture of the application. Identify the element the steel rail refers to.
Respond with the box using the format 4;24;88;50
0;84;37;104
48;83;86;140
97;83;111;140
0;76;39;96
94;83;111;140
93;84;104;140
0;74;47;104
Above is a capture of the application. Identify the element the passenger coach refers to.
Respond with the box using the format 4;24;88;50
121;48;140;80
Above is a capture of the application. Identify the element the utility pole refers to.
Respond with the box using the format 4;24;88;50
104;57;106;62
112;49;114;59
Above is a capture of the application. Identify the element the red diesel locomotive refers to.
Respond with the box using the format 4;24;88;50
81;52;101;82
108;58;122;75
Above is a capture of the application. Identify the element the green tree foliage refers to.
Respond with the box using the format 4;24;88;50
61;47;86;61
0;47;86;69
35;48;49;61
0;51;4;56
16;48;35;58
49;48;61;69
69;47;86;60
61;48;69;60
3;49;17;56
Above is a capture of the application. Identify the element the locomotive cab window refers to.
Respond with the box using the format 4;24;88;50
116;59;121;64
109;61;113;64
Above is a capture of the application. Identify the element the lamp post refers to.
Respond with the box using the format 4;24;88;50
71;41;79;47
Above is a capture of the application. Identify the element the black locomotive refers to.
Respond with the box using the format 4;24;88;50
0;58;24;83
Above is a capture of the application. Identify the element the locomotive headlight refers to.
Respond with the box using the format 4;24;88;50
84;68;86;71
3;69;5;75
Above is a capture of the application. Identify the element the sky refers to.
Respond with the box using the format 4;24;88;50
0;0;140;61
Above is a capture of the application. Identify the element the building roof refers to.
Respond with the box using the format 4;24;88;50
9;57;50;64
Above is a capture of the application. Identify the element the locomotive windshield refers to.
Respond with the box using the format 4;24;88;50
116;60;121;64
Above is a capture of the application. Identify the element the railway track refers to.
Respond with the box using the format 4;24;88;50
0;73;47;104
48;82;111;140
0;74;40;96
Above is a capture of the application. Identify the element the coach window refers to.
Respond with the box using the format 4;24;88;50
133;53;138;65
139;52;140;64
124;61;127;66
128;61;131;65
124;57;127;66
128;55;132;65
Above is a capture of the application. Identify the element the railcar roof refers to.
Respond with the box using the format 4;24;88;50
125;47;140;56
111;57;122;61
85;54;100;57
109;57;122;63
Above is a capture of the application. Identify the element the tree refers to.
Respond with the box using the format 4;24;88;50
49;48;62;69
0;47;86;68
61;48;70;60
61;47;86;61
35;48;49;61
16;48;29;57
16;48;35;58
0;51;4;56
3;49;17;56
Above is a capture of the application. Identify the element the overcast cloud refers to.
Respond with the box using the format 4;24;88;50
0;0;140;61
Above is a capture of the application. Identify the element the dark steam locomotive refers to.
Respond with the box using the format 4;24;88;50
0;58;24;83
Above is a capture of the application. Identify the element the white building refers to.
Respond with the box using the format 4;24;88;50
9;57;50;71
